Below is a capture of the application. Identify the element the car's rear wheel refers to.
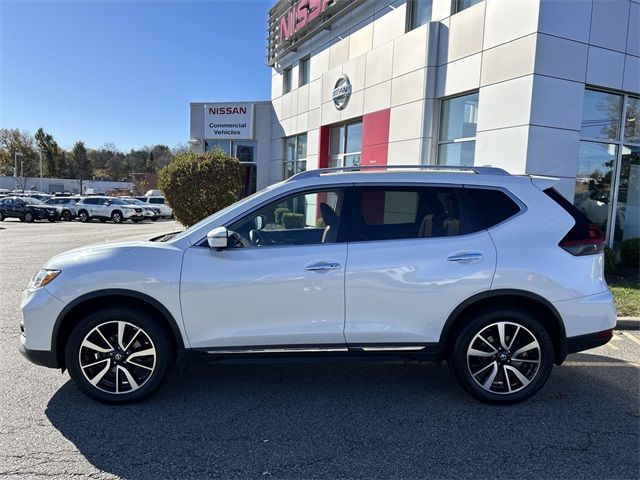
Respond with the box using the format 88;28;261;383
111;211;123;224
449;309;554;404
0;212;4;221
61;210;72;221
78;210;89;223
65;308;174;404
24;212;34;223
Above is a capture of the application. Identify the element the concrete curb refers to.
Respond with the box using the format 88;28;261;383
617;317;640;330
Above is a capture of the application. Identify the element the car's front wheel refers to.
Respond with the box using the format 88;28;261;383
61;210;72;221
24;212;34;223
111;211;123;224
78;210;89;223
449;309;554;404
65;308;174;403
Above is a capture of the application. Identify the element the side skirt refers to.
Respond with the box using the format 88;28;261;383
184;343;443;367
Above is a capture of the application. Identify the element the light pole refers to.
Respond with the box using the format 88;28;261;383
20;160;24;192
13;152;23;188
38;149;43;192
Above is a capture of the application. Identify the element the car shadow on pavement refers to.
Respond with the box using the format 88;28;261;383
46;354;640;479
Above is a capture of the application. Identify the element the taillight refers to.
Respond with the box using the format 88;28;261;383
559;223;605;256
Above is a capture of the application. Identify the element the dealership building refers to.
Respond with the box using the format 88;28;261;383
190;0;639;249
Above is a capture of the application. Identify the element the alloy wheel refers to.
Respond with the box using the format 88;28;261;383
466;321;541;395
112;212;122;223
78;320;156;394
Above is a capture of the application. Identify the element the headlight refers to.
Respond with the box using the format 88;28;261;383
28;269;61;289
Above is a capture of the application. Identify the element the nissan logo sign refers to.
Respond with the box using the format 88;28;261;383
332;74;352;110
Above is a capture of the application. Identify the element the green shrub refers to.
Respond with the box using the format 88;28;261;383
282;212;305;229
158;149;243;227
274;207;290;225
620;238;640;269
604;245;616;274
316;218;326;228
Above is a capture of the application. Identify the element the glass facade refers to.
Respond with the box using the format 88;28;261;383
576;89;640;248
456;0;483;13
437;92;479;166
299;57;310;87
204;140;258;197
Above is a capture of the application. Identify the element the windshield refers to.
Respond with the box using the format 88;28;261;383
107;198;128;205
124;199;145;205
22;197;45;205
171;182;285;242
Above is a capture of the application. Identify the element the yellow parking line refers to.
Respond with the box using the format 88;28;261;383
564;361;640;368
621;331;640;347
607;343;620;350
611;334;623;341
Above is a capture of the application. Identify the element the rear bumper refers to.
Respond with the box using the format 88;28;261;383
553;290;617;338
18;336;58;368
566;328;614;354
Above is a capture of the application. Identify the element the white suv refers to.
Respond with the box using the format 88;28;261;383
75;196;145;223
19;166;616;404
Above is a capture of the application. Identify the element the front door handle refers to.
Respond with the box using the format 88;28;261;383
305;261;341;272
447;252;484;262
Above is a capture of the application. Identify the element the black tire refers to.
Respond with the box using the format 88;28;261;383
449;309;554;405
61;210;72;221
78;210;89;223
0;212;4;221
99;218;107;223
151;218;158;222
48;218;56;223
24;212;34;223
65;307;174;404
132;219;140;223
111;211;123;224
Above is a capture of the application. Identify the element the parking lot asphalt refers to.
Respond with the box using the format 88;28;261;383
0;218;638;479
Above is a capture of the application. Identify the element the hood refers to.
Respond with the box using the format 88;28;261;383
44;239;144;269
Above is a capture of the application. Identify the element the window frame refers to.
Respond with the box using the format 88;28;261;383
298;56;310;87
283;66;293;94
455;0;483;14
406;0;433;32
283;133;308;179
437;91;479;167
329;119;363;168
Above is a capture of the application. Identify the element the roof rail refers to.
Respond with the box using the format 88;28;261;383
286;165;510;182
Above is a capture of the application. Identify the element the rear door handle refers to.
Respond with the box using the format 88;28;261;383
447;253;484;262
305;261;341;272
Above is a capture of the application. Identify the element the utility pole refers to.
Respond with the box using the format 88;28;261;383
20;160;24;192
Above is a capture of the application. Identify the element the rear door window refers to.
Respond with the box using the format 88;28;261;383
349;186;483;242
465;187;522;228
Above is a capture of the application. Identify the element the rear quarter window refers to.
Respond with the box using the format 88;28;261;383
466;187;521;228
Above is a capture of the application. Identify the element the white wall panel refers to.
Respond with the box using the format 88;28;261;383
436;53;481;97
365;42;394;87
372;3;407;47
389;100;424;142
349;23;374;59
446;1;486;62
483;0;540;50
475;126;529;173
481;34;536;86
392;24;428;77
526;126;580;178
363;80;392;114
476;75;534;132
391;68;426;106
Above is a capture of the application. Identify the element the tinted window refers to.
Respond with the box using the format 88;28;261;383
228;189;345;248
149;198;164;204
350;186;482;242
466;188;521;228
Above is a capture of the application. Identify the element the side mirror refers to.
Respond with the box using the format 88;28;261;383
207;227;229;249
104;201;110;206
255;215;266;230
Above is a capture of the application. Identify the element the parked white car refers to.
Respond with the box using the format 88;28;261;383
135;196;173;218
19;166;616;404
75;196;145;223
122;198;160;221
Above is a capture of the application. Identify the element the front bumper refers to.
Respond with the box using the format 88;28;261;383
18;336;58;368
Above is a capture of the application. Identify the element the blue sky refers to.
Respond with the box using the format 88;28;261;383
0;0;273;151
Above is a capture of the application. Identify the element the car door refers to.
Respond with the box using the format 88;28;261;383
343;185;497;347
180;187;349;350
